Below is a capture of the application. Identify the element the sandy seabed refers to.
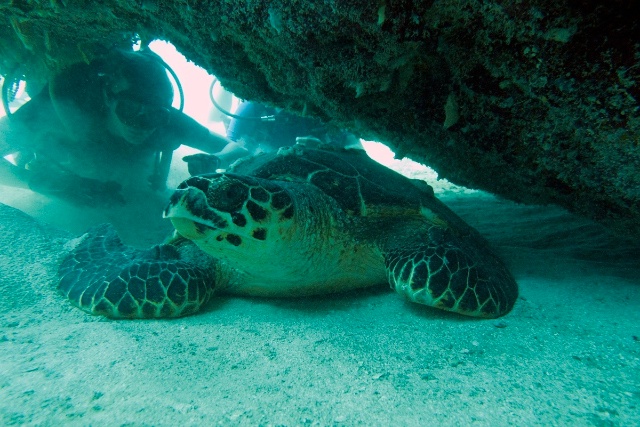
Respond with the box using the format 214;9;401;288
0;179;639;426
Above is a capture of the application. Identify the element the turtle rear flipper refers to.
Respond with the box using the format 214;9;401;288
384;226;518;318
58;224;217;319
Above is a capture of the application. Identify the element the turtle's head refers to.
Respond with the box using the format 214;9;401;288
163;173;296;259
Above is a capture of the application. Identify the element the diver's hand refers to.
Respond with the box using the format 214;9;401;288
182;153;220;176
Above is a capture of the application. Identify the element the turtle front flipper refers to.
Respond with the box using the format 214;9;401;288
58;224;217;319
384;226;518;318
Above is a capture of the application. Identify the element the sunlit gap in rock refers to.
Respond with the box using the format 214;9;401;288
150;40;473;195
1;76;29;165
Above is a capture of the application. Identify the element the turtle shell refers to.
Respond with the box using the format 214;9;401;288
230;145;432;217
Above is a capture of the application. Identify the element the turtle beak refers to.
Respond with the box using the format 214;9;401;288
164;187;229;237
163;188;198;219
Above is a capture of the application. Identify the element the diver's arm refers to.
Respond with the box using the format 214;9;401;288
214;141;249;166
181;140;250;174
165;110;233;153
26;160;125;206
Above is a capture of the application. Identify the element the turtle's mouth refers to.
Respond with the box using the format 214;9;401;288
164;188;230;238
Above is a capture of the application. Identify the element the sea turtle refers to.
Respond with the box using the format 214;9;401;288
58;145;518;319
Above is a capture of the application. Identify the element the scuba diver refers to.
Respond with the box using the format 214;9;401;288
223;101;362;161
0;48;231;206
208;76;363;169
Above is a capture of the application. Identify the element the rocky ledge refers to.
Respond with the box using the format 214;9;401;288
1;1;637;236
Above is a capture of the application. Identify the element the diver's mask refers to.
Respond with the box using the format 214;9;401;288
106;91;171;130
